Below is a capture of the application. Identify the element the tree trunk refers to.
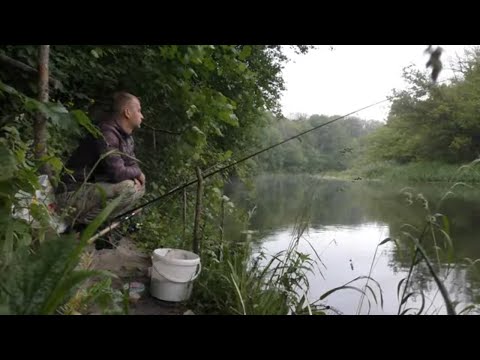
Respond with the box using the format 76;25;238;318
153;129;157;152
34;45;50;176
192;167;204;254
219;197;225;261
182;187;187;246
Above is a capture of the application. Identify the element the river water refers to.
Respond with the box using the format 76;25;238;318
225;174;480;315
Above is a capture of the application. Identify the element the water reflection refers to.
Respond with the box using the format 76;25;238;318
225;174;480;314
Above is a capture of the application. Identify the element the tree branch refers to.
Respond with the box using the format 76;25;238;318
0;53;62;90
142;123;181;135
192;167;204;255
183;188;187;246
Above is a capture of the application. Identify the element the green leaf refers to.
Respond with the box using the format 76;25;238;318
417;291;426;315
438;228;453;249
3;222;14;264
30;203;50;228
91;49;99;58
48;112;61;127
185;126;207;147
212;187;222;197
442;215;450;235
401;308;414;315
379;237;392;246
397;278;406;300
239;46;252;61
47;102;69;114
41;269;108;314
0;80;19;95
458;304;477;315
229;113;239;125
204;57;216;71
48;157;63;175
218;111;239;127
237;63;247;73
187;68;197;78
220;150;233;161
192;126;204;136
24;98;50;117
13;221;32;247
401;292;415;306
212;124;224;137
22;169;41;189
186;105;198;119
81;195;125;243
71;110;103;138
94;184;108;207
0;144;17;181
320;285;368;300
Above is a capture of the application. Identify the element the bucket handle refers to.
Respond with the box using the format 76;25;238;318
152;262;202;283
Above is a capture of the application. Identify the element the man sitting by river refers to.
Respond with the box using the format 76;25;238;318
56;92;146;242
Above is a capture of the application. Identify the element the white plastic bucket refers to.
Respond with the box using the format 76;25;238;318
150;248;201;302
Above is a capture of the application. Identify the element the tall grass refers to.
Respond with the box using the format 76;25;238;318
355;160;480;315
190;230;332;315
190;178;383;315
190;196;326;315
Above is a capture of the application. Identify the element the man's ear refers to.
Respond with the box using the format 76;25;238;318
124;108;131;119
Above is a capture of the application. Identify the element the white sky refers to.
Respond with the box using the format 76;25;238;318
280;45;476;121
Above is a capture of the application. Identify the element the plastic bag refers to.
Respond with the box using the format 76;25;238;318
11;175;68;233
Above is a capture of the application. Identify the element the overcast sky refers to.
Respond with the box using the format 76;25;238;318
280;45;475;121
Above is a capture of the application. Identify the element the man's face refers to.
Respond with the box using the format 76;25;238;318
125;98;144;130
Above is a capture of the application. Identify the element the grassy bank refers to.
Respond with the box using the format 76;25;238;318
323;160;480;183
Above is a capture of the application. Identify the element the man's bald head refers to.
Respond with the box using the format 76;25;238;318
112;92;144;133
112;92;138;114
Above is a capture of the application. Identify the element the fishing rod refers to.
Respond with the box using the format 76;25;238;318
88;98;390;242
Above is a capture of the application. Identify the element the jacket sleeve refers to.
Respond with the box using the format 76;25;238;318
96;130;142;183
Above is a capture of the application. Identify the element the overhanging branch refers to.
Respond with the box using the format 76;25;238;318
0;53;63;90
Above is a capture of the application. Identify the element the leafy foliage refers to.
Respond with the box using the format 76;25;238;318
255;113;381;173
0;196;123;315
367;47;480;165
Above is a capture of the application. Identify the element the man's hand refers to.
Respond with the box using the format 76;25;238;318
133;177;144;192
136;172;146;186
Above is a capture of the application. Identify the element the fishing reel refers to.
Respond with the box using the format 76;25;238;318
127;222;143;234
